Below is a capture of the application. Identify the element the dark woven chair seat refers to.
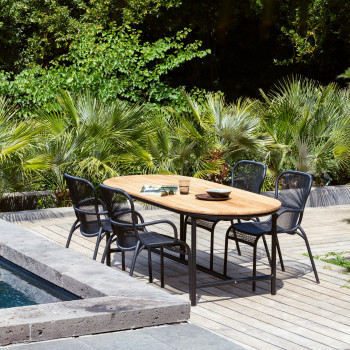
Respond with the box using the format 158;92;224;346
139;231;178;247
187;217;217;230
232;221;285;237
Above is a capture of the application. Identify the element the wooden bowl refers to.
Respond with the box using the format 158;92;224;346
206;189;231;198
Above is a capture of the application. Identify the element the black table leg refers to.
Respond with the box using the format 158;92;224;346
106;232;111;267
271;213;277;295
191;217;197;306
180;214;186;260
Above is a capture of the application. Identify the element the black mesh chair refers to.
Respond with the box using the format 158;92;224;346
100;184;192;292
64;173;112;262
224;170;320;290
184;160;267;271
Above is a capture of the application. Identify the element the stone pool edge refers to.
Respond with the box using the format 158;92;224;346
0;219;190;346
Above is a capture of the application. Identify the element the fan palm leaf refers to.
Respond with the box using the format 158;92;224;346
0;97;40;191
28;90;153;191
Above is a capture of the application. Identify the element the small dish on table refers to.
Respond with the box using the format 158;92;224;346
206;189;231;198
195;193;230;201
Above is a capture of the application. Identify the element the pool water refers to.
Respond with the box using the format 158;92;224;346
0;257;79;309
0;280;34;308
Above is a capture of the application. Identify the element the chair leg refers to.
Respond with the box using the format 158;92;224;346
298;227;320;283
223;227;230;276
262;235;284;271
121;251;126;271
252;243;257;292
223;225;242;276
231;220;241;255
101;235;114;264
66;219;79;248
276;236;285;271
160;247;165;288
130;241;141;277
262;235;271;265
105;232;111;267
209;226;215;271
233;231;242;256
93;228;103;260
148;247;153;283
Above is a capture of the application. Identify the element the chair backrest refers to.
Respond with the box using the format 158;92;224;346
64;173;98;205
275;170;312;230
64;173;105;234
99;184;140;250
231;160;267;194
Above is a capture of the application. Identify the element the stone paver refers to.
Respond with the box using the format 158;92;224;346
4;324;244;350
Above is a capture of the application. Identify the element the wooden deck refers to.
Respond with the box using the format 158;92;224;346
14;205;350;350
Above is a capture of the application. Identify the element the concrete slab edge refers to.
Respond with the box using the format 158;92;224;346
0;202;160;223
0;220;190;346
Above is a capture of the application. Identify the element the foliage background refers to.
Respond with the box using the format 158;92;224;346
0;0;349;202
1;0;349;102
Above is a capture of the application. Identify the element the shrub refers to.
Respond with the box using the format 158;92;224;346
0;25;210;116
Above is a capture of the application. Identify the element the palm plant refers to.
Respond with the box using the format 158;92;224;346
0;96;39;192
208;94;274;164
257;76;349;184
331;88;350;183
26;90;152;198
120;105;222;178
116;108;176;174
338;68;350;85
180;92;274;182
174;93;223;178
125;92;274;182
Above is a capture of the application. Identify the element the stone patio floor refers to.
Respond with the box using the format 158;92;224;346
9;204;350;350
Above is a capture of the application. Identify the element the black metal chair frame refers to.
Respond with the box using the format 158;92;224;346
64;173;112;262
184;160;267;271
100;184;192;294
223;170;320;290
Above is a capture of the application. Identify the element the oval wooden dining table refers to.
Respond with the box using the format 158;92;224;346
104;174;281;306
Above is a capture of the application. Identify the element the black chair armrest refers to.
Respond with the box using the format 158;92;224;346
275;208;304;232
74;207;109;216
76;197;108;212
96;197;107;210
135;219;178;239
110;209;145;225
77;197;96;205
277;208;303;216
134;211;145;223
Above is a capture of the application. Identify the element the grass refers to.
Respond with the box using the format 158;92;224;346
304;251;350;288
304;251;350;272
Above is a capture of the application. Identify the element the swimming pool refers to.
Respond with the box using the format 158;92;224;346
0;256;79;309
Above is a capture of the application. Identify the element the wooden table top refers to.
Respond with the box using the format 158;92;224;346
103;175;281;218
